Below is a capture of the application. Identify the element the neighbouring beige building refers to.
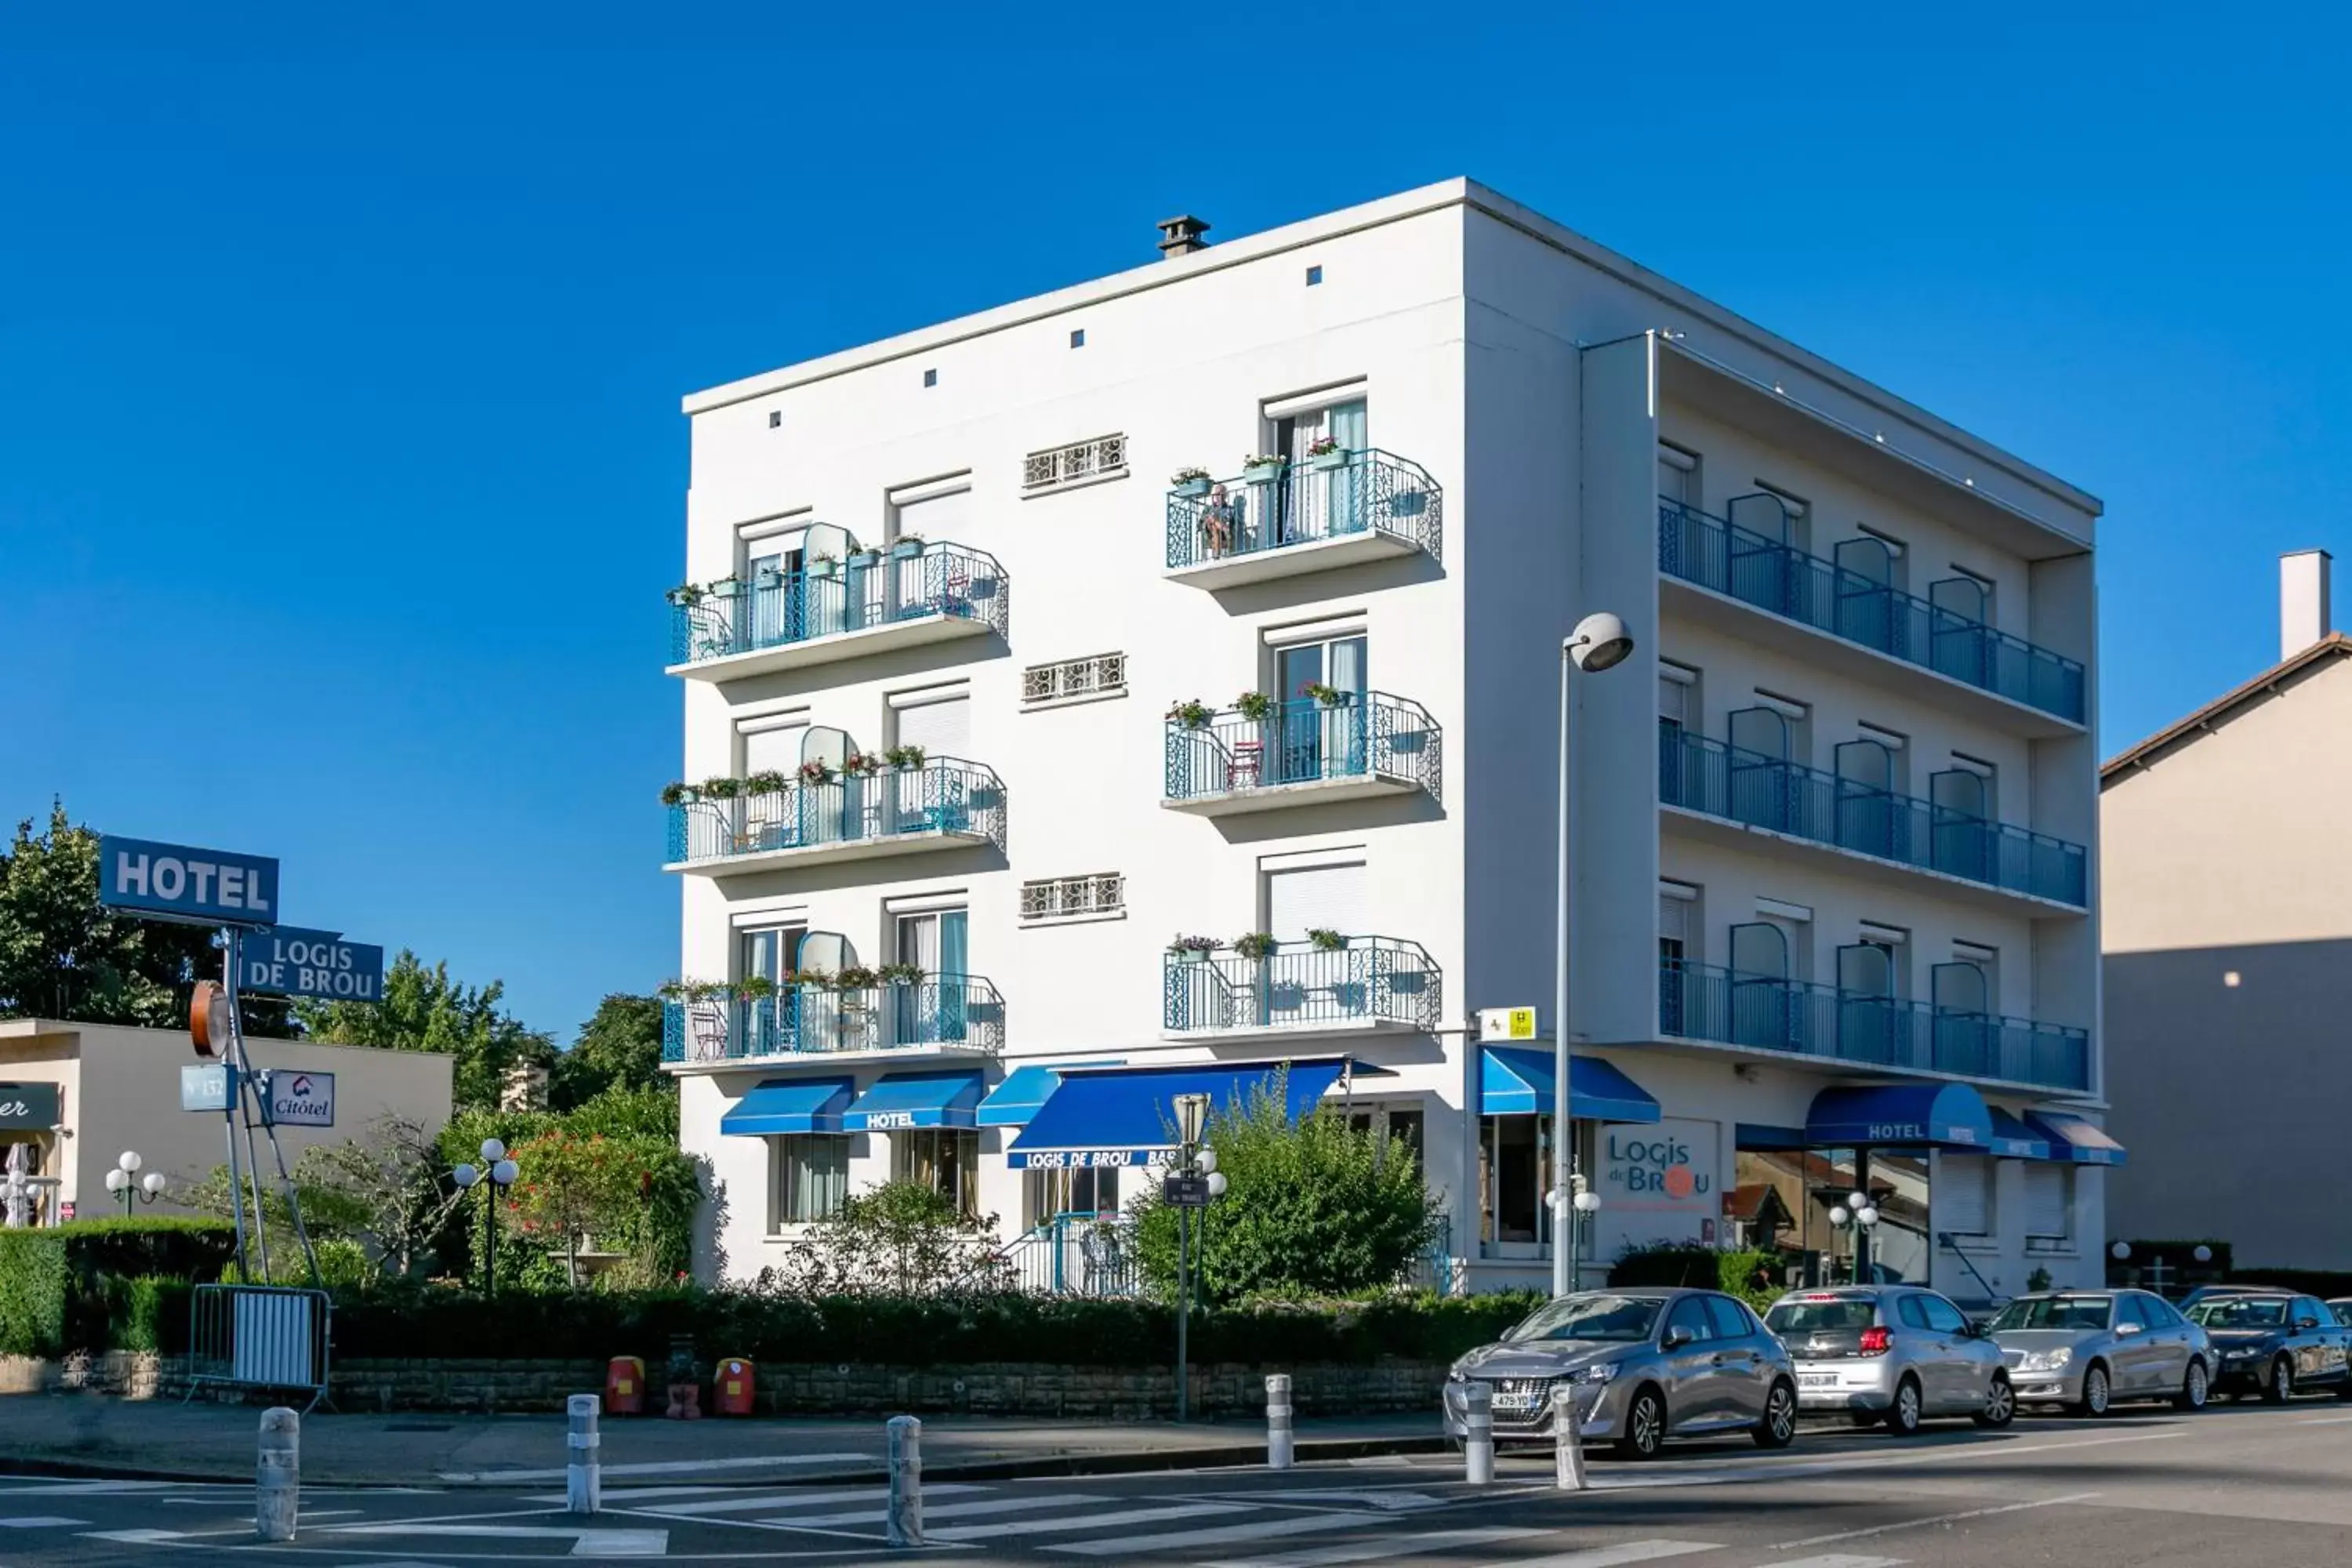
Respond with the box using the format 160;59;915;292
0;1018;454;1227
2101;550;2352;1267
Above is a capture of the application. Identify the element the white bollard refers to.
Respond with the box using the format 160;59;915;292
567;1393;602;1514
1462;1381;1494;1486
256;1406;299;1542
1265;1374;1294;1471
1551;1384;1588;1491
886;1414;923;1548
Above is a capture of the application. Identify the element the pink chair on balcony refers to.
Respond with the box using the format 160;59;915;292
688;1002;730;1062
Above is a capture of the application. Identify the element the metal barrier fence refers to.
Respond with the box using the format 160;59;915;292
1163;936;1442;1035
1165;450;1442;570
667;759;1006;863
669;542;1007;665
186;1284;332;1413
1164;693;1441;804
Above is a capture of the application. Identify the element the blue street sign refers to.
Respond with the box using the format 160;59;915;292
240;927;385;1002
181;1063;236;1112
98;836;278;927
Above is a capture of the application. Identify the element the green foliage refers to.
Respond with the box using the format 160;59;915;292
437;1094;699;1287
0;1219;230;1354
1128;1082;1441;1305
1608;1243;1783;1310
96;1276;194;1352
551;995;670;1111
175;1116;463;1283
297;949;554;1111
0;1231;70;1355
764;1181;1011;1297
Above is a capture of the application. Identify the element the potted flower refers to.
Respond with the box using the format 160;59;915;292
1306;927;1348;953
884;743;927;771
847;543;881;569
701;775;743;800
1232;932;1279;961
808;550;841;580
1234;691;1275;722
753;560;786;588
665;583;706;608
1166;699;1214;731
1171;466;1212;499
1167;935;1223;964
1305;434;1348;471
1301;681;1350;709
735;975;776;1000
797;759;836;786
843;752;882;778
1242;453;1285;484
684;979;732;1004
743;769;787;796
877;961;924;986
891;532;927;560
659;782;698;807
834;964;880;993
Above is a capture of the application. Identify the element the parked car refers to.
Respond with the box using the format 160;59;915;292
1443;1288;1798;1461
1986;1290;2212;1415
2184;1289;2352;1402
1763;1286;2015;1436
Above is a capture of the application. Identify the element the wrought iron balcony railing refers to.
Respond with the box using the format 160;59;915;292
1163;936;1442;1035
668;541;1007;666
1659;724;2086;906
1658;961;2090;1092
1657;499;2085;724
1164;693;1441;804
661;975;1005;1063
666;759;1006;865
1166;450;1441;571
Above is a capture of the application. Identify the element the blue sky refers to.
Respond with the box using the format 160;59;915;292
3;4;2344;1040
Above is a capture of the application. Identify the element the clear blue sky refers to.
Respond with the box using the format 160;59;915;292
4;5;2344;1040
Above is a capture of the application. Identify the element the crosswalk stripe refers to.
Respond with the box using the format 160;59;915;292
1480;1546;1722;1568
935;1501;1247;1543
764;1491;1106;1528
1203;1524;1551;1566
644;1484;986;1517
1761;1557;1905;1568
1051;1509;1387;1555
0;1517;89;1530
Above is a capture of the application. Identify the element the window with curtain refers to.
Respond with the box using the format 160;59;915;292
771;1135;848;1228
895;1129;978;1216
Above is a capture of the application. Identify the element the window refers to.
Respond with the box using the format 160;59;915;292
891;690;971;758
2298;1298;2329;1327
742;927;806;986
1896;1294;1933;1330
1022;652;1127;706
895;1129;978;1216
895;908;968;977
1265;859;1366;942
1755;482;1812;552
1020;873;1124;923
771;1134;848;1228
1938;1153;1993;1236
2024;1163;2072;1243
1386;1107;1425;1163
1704;1295;1755;1341
1025;1164;1120;1228
891;481;971;550
1666;1296;1717;1344
1918;1294;1970;1335
1657;443;1700;508
737;717;805;778
1657;662;1696;735
1069;328;1085;349
923;368;938;388
2144;1295;2184;1328
2115;1295;2151;1332
1022;434;1127;492
1305;265;1323;286
768;410;782;429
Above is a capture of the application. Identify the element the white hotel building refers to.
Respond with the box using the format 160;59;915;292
664;180;2113;1303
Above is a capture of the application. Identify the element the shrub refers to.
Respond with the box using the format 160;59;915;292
1609;1243;1783;1310
0;1219;233;1356
761;1181;1012;1297
96;1276;194;1353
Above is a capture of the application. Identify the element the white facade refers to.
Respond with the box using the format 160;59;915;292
666;180;2107;1304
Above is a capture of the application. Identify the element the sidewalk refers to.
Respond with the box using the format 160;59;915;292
0;1396;1444;1486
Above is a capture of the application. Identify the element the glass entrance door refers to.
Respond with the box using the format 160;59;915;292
1275;637;1368;784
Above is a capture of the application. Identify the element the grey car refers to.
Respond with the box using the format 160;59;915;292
1987;1290;2213;1414
1764;1286;2015;1436
1443;1288;1799;1461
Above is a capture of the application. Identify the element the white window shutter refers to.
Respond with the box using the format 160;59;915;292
1266;862;1366;941
1938;1155;1991;1236
896;488;973;542
741;725;800;774
2023;1163;2070;1238
895;695;971;758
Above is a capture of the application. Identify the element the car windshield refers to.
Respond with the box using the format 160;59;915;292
1510;1294;1662;1343
1991;1297;2113;1332
2189;1298;2288;1328
1765;1296;1877;1334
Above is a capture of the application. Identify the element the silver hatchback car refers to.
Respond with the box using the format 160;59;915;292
1987;1290;2213;1414
1765;1286;2015;1435
1443;1288;1799;1461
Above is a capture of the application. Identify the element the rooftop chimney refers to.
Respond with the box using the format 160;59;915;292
2281;549;2332;660
1156;214;1210;259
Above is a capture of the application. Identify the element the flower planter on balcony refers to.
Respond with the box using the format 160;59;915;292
1174;477;1212;499
667;539;1007;680
1242;459;1285;484
1307;448;1348;471
1165;449;1442;589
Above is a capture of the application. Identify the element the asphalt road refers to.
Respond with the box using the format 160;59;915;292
9;1397;2352;1566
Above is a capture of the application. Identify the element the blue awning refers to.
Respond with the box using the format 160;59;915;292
2026;1110;2128;1166
1986;1108;2053;1160
976;1061;1121;1127
1737;1123;1810;1152
840;1069;985;1132
1007;1057;1352;1171
1805;1083;1995;1149
1479;1047;1661;1124
719;1077;855;1137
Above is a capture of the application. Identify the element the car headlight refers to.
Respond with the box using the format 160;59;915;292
1566;1363;1617;1385
2016;1347;2073;1373
1447;1369;1468;1384
2227;1348;2263;1360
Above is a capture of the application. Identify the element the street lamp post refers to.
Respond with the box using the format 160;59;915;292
103;1150;166;1216
1554;612;1634;1298
453;1138;521;1299
1169;1094;1227;1424
1828;1189;1880;1285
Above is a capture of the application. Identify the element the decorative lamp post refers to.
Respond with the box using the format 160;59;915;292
1169;1094;1225;1423
103;1151;165;1215
454;1138;521;1299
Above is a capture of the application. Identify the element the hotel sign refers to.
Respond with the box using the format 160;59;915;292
98;837;278;927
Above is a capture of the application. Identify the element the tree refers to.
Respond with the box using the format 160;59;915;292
0;802;293;1034
168;1115;464;1283
297;950;553;1110
1129;1079;1442;1304
764;1181;1011;1297
550;993;668;1110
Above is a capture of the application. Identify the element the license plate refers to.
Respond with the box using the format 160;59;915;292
1493;1394;1534;1412
1799;1374;1838;1388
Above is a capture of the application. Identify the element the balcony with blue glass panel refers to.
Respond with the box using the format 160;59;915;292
1164;450;1441;589
664;757;1005;877
1658;719;2086;913
1163;935;1442;1042
1657;960;2090;1094
666;537;1007;682
1657;495;2085;734
1163;692;1440;817
662;976;1004;1069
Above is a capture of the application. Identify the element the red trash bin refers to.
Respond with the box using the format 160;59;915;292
713;1357;756;1417
604;1356;646;1416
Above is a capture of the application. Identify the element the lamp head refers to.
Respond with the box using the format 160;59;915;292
141;1172;166;1196
490;1159;519;1186
453;1163;481;1189
479;1138;507;1163
118;1151;143;1174
1855;1206;1880;1228
1194;1149;1218;1176
1566;612;1634;673
105;1168;128;1192
1828;1205;1850;1226
1573;1190;1602;1214
1204;1171;1228;1199
1847;1190;1869;1211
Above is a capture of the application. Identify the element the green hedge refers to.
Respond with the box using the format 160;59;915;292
1608;1244;1781;1309
0;1219;231;1356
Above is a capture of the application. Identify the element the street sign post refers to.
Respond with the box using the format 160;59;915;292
96;837;279;927
1479;1006;1541;1042
181;1064;236;1113
1161;1174;1211;1207
239;928;385;1003
256;1070;336;1130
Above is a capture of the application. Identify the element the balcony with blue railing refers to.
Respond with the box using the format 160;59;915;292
1658;961;2090;1093
1165;449;1441;588
1657;498;2085;727
666;540;1007;681
661;974;1005;1066
1658;724;2087;909
664;758;1006;876
1163;692;1441;816
1163;935;1442;1040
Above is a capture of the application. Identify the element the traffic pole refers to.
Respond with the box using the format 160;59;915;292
1265;1374;1294;1470
256;1406;299;1541
1462;1381;1493;1486
885;1414;923;1548
1551;1384;1588;1490
566;1393;601;1514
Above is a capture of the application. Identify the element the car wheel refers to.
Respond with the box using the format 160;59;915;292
1885;1376;1924;1436
1974;1374;2016;1428
2263;1356;2294;1404
2074;1362;2111;1418
1753;1381;1798;1449
1615;1385;1667;1461
2176;1359;2209;1412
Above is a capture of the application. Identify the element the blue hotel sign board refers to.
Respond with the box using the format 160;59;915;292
98;837;278;927
240;927;385;1002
